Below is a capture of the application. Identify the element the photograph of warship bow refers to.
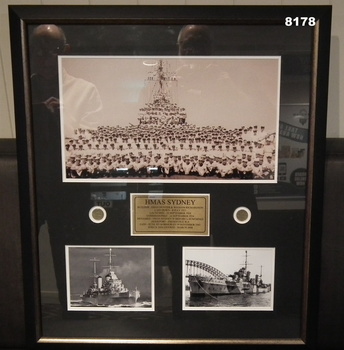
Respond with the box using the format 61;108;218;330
183;247;275;310
60;56;280;183
65;245;154;311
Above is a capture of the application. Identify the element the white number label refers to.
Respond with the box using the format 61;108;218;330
285;17;316;27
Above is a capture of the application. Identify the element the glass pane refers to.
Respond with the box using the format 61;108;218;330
28;21;313;340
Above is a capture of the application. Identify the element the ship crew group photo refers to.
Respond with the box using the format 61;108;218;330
61;58;278;182
64;123;276;180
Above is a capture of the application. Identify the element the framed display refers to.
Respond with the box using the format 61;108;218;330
9;4;331;348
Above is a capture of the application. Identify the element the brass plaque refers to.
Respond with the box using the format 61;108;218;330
131;194;210;236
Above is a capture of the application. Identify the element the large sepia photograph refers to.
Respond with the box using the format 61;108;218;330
183;247;275;311
60;56;280;183
65;245;154;311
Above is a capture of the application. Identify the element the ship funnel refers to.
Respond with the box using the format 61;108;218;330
97;276;102;289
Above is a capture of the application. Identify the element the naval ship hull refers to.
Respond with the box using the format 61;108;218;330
188;276;269;296
188;276;245;296
82;290;139;306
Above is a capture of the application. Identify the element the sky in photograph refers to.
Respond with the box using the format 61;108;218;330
59;56;280;132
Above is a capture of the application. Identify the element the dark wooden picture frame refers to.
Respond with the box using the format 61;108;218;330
9;4;331;348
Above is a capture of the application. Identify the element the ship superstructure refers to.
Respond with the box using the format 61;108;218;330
138;59;187;126
186;251;271;297
82;248;140;305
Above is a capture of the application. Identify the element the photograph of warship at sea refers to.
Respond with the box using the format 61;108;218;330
59;56;280;183
183;247;275;311
65;245;154;311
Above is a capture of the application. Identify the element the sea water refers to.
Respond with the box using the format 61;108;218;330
185;291;272;309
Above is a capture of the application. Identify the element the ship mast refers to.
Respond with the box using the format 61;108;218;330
139;59;186;126
103;248;119;272
241;250;251;273
89;257;100;282
147;60;176;102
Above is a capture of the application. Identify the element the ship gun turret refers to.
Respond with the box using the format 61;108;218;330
82;248;141;305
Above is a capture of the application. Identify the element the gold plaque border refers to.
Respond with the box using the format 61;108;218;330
130;193;210;236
